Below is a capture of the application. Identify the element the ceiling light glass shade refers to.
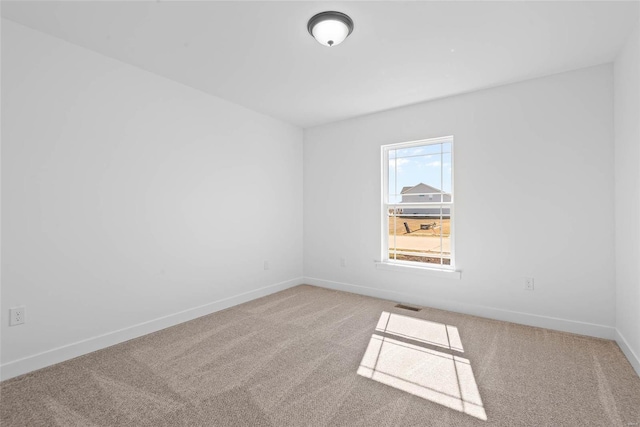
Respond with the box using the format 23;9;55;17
307;11;354;47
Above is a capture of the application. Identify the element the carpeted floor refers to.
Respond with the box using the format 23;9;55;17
1;285;639;426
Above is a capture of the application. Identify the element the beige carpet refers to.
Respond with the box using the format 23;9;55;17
1;285;639;426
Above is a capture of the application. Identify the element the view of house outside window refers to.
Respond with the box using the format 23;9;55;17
383;136;454;269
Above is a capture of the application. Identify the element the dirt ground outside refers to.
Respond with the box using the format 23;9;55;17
390;254;451;265
388;217;451;237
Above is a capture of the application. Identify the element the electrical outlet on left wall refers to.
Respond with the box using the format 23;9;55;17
9;306;26;326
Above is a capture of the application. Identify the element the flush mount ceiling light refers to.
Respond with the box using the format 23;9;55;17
307;11;354;47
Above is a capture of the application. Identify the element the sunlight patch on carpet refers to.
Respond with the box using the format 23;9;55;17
375;311;464;352
359;312;486;421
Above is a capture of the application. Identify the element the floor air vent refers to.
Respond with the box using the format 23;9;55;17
395;304;421;312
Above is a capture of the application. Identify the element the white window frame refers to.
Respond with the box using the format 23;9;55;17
381;136;456;272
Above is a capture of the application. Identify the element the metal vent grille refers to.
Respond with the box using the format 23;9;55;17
394;304;421;312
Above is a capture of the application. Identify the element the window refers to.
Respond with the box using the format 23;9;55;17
382;136;454;269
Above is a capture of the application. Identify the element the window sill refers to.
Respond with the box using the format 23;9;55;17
375;261;462;279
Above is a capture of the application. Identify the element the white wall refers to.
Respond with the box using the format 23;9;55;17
614;24;640;376
304;65;615;338
1;20;303;379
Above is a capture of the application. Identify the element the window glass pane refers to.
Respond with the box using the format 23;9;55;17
442;142;452;154
388;154;400;204
388;208;451;266
442;152;452;195
395;154;442;200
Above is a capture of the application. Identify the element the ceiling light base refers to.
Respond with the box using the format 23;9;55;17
307;11;354;47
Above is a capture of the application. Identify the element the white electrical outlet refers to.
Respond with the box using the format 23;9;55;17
10;306;25;326
264;261;270;270
524;277;534;291
340;258;346;267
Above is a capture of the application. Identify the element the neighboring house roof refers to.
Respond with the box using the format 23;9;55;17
400;183;447;195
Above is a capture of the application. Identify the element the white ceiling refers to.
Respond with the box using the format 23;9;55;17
2;1;638;128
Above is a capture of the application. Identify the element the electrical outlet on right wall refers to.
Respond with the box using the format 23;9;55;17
524;277;535;291
9;306;26;326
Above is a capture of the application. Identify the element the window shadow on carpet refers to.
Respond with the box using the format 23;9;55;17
358;311;486;421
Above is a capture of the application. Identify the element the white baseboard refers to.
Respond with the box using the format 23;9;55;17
615;329;640;377
4;276;628;382
304;276;616;340
1;277;303;381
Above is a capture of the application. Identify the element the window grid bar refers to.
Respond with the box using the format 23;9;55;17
394;150;397;260
390;191;449;199
386;203;453;209
440;149;444;265
390;151;451;160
